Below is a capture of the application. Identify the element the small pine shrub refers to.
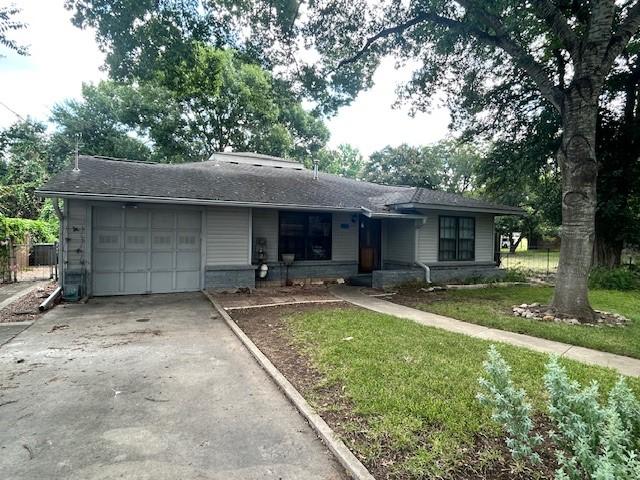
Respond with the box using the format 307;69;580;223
589;267;639;291
478;347;640;479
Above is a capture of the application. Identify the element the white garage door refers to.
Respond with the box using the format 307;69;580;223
92;206;202;295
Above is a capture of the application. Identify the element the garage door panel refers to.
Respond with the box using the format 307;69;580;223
178;211;201;229
176;251;200;270
93;207;201;296
176;271;200;291
125;209;148;228
125;232;149;250
94;251;120;272
93;272;120;295
94;208;122;228
151;212;175;228
124;251;148;272
123;272;147;293
151;252;174;271
95;231;121;250
150;273;174;293
152;231;174;249
177;232;200;250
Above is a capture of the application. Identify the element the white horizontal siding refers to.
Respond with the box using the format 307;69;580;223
66;199;88;271
332;212;358;261
206;207;250;265
383;219;415;264
415;210;495;264
476;214;495;262
252;208;279;263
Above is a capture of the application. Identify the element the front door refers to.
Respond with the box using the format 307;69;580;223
358;216;381;273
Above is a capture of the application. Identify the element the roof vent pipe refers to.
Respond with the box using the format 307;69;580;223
313;159;319;180
73;135;80;172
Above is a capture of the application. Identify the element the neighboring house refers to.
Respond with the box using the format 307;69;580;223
37;152;522;296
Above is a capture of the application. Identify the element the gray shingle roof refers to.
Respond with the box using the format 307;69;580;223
37;154;522;214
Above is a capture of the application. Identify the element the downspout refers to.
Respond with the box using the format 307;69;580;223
53;198;64;287
415;261;431;284
414;218;431;283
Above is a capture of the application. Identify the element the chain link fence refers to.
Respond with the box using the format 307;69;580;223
498;249;560;276
1;240;58;284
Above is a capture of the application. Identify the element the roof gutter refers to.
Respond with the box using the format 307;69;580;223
35;190;364;213
388;202;524;216
360;207;426;219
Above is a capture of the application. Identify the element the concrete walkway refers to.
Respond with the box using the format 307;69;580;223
330;285;640;377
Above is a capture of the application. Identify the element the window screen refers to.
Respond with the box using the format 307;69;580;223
279;212;332;261
438;216;475;261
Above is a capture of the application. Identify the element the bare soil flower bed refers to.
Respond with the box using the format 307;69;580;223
0;283;58;324
512;303;629;327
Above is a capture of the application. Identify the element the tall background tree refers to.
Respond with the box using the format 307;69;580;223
364;140;480;193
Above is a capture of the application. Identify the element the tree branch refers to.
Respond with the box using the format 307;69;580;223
531;0;579;57
602;0;640;72
454;0;565;109
337;6;565;111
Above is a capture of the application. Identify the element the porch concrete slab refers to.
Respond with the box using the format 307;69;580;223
330;285;640;378
0;293;346;480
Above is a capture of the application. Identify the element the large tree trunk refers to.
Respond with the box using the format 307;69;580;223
551;88;599;322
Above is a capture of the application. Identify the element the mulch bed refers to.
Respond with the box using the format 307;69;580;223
230;302;557;480
0;283;58;324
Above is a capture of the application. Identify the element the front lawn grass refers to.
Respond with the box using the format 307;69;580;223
288;307;640;478
405;286;640;359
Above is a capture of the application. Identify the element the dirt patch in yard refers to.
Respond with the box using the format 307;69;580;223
231;303;556;480
0;283;58;324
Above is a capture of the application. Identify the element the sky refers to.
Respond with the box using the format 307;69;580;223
0;0;451;158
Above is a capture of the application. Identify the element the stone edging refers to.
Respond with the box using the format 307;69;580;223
201;290;375;480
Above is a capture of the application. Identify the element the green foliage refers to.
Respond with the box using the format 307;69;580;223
363;140;480;193
0;120;55;218
502;268;530;283
0;216;58;243
589;268;640;291
48;49;329;163
477;346;542;464
313;144;364;178
0;5;27;56
479;349;640;479
544;358;640;480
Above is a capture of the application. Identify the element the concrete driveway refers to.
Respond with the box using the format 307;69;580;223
0;293;345;480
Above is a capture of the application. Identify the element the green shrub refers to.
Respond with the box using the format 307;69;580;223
589;267;639;291
502;268;530;283
0;215;58;243
478;347;640;479
477;346;542;464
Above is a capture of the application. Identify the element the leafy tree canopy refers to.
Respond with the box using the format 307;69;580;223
0;120;51;219
47;48;329;163
314;144;365;178
364;140;480;194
